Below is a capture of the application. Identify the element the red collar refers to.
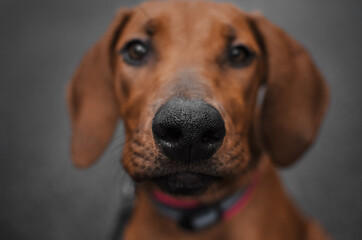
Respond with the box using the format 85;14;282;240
150;171;259;231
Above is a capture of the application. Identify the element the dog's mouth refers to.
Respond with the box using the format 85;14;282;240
152;172;221;196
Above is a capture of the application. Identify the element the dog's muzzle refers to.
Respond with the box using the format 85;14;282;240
152;98;226;163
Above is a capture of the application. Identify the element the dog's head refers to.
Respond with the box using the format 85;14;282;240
68;1;328;198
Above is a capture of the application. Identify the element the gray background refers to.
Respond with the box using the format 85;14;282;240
1;0;361;239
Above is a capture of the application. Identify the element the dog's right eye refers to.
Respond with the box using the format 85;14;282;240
227;44;255;68
120;40;150;66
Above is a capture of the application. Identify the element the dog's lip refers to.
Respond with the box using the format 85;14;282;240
150;171;221;196
152;171;221;180
161;172;217;182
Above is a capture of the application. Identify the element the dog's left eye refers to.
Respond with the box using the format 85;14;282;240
120;40;150;66
227;44;255;67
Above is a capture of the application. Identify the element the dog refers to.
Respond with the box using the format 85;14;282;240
67;1;330;239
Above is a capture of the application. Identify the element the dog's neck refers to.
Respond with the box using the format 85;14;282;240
124;156;308;240
148;171;260;232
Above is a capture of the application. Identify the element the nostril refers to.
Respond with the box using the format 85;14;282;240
201;130;224;144
159;127;182;143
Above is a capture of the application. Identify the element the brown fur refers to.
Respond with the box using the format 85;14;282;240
67;1;330;239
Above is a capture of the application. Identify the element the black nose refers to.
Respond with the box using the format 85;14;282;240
152;98;226;162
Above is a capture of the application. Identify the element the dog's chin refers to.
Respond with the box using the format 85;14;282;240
152;172;221;196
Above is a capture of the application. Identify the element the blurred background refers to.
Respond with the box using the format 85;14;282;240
1;0;361;239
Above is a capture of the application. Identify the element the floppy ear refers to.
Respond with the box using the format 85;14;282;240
67;9;131;168
249;13;329;166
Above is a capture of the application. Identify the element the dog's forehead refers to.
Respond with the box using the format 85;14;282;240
135;0;241;20
120;0;257;48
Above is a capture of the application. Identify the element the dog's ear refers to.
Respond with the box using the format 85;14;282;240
67;9;131;168
249;13;329;167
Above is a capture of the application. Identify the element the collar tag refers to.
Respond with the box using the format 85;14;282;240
179;204;223;231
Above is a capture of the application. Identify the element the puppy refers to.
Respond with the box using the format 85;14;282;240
68;1;330;239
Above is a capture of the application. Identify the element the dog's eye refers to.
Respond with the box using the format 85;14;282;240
121;40;150;66
227;44;255;67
